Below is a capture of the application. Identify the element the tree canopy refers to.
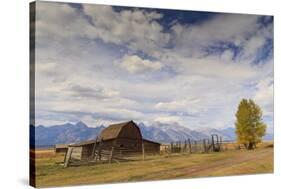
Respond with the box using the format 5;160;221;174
235;99;267;150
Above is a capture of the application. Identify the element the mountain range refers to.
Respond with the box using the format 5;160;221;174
30;121;273;147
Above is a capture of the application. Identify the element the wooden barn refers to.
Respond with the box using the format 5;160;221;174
64;120;160;166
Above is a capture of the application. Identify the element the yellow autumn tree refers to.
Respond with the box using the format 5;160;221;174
235;99;267;150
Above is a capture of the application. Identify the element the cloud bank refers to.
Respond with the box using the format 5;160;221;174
34;2;273;132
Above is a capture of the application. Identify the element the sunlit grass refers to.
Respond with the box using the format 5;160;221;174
33;143;273;187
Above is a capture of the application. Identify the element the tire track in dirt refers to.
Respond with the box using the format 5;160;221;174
181;149;270;176
141;148;272;180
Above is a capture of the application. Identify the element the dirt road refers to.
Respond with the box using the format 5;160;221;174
138;147;273;180
182;147;272;176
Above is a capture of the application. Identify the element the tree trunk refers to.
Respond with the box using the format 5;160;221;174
247;142;254;150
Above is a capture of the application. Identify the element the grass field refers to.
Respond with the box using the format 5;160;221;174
33;143;273;187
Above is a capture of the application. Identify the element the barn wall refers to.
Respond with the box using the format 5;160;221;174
55;148;67;153
80;141;115;160
71;147;83;160
143;141;160;154
81;144;94;160
99;140;115;151
118;122;142;140
114;138;142;155
116;138;142;148
114;122;143;155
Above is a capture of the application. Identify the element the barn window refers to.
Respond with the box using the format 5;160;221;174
120;144;124;147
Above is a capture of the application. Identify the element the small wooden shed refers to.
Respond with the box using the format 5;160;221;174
143;139;161;154
55;144;68;154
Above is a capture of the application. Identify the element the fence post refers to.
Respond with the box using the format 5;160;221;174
64;147;73;168
211;135;215;152
179;141;182;153
109;147;114;164
91;137;98;160
203;139;207;153
98;139;104;161
219;136;223;150
142;142;145;161
188;139;192;154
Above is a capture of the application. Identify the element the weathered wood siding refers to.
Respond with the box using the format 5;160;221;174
81;144;94;160
71;147;83;160
143;140;160;154
118;122;142;140
114;138;142;155
115;122;143;154
55;148;68;153
99;140;115;151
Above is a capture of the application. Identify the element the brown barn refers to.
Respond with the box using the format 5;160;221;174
64;120;160;165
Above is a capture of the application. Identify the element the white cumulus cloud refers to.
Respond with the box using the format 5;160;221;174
119;55;163;74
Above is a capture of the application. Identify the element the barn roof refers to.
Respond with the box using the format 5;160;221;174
143;139;161;145
69;139;97;147
69;138;161;147
68;121;163;147
99;120;134;140
68;121;136;147
55;144;68;149
55;144;69;148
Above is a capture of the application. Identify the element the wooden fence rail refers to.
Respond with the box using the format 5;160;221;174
164;135;227;154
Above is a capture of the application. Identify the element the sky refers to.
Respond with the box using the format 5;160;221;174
34;1;273;132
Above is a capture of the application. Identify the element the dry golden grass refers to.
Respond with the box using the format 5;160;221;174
33;142;273;188
31;148;56;159
220;141;273;150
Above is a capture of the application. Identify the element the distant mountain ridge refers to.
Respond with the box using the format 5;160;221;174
30;121;273;147
30;121;105;147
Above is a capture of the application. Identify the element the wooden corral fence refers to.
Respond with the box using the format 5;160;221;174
162;134;234;154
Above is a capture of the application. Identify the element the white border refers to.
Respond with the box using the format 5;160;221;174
0;0;280;188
